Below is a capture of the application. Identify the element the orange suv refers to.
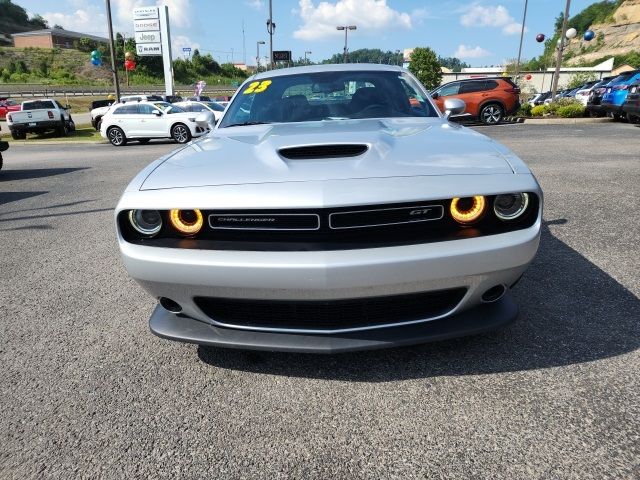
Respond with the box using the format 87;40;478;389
431;78;521;124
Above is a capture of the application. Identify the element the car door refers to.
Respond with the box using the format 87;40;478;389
432;82;461;113
457;80;488;116
137;103;166;137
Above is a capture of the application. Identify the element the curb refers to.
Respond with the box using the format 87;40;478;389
522;117;612;125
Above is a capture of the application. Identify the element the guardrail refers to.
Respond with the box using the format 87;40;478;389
0;84;238;98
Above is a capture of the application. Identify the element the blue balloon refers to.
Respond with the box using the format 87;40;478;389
91;58;101;66
584;30;595;41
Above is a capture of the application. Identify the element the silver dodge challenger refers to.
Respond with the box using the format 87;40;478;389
115;64;542;353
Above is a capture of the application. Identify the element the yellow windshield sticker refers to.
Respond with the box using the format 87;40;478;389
243;80;272;94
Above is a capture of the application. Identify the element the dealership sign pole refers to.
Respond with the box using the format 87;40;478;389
105;0;121;101
133;6;174;95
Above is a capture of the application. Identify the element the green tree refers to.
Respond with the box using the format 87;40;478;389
567;72;597;88
437;56;470;72
408;47;442;90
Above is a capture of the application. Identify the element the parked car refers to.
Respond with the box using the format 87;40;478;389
575;78;613;106
0;98;21;119
100;101;210;146
115;64;542;353
159;95;183;103
174;100;226;122
90;100;116;130
120;94;164;102
622;83;640;123
528;91;551;106
601;70;640;119
186;95;212;102
430;77;520;124
587;77;617;117
6;99;75;139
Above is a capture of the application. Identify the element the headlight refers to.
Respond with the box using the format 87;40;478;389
494;193;529;220
450;196;486;224
128;209;162;236
169;209;203;235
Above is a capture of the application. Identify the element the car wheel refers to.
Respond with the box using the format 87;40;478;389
627;113;640;124
0;152;3;171
57;122;69;137
68;117;76;132
11;131;26;140
138;138;150;144
95;117;102;131
480;104;504;125
171;123;191;144
107;127;127;146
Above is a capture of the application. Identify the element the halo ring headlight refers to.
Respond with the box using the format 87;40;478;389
450;196;486;224
494;193;530;221
128;209;162;236
169;209;203;235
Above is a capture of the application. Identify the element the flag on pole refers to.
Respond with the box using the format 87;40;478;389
195;80;206;96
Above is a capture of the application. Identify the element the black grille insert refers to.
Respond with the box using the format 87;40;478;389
194;288;467;331
279;144;368;159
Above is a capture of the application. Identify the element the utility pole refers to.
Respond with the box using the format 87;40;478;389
105;0;120;101
551;0;571;98
304;51;311;64
514;0;528;82
266;0;275;69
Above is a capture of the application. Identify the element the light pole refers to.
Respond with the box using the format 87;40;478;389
551;0;571;98
336;25;356;63
256;40;265;71
514;0;528;82
266;0;276;69
304;50;311;64
105;0;120;100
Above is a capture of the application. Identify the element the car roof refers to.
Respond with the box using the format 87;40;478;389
250;63;405;81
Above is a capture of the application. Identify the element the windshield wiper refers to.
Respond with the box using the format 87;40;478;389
223;121;271;128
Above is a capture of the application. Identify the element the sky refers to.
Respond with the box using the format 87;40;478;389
17;0;600;66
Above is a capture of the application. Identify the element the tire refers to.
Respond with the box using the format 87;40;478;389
107;126;127;146
479;103;504;125
68;117;76;132
138;138;150;144
171;123;191;144
56;122;69;137
627;113;640;124
0;152;3;171
94;117;102;131
11;130;26;140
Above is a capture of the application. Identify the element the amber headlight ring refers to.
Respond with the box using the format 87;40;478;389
450;196;486;225
169;209;204;236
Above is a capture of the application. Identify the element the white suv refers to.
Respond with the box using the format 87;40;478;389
100;101;210;146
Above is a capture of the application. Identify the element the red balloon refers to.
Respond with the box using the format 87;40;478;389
124;60;136;71
536;33;546;43
526;74;532;80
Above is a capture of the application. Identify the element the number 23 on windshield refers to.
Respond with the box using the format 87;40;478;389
243;80;272;94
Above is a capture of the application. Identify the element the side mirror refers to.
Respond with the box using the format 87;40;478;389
443;98;466;119
153;110;163;116
65;105;71;110
431;92;439;99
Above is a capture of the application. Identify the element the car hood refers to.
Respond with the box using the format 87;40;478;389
140;118;516;190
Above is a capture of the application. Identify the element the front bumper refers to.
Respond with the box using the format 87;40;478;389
150;293;518;353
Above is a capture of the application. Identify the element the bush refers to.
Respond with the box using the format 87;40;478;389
557;103;586;118
546;98;580;115
531;105;546;116
518;103;532;117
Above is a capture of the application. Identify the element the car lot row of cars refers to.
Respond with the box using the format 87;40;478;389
527;69;640;122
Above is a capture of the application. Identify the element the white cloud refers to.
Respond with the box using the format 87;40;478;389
293;0;414;41
246;0;264;9
460;3;525;36
454;44;491;58
42;5;108;35
172;35;200;55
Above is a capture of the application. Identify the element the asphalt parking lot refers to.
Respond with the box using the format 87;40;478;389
1;123;638;479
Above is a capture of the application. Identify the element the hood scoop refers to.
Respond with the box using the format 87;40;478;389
278;144;368;160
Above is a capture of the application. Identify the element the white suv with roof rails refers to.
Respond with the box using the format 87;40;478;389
99;101;210;146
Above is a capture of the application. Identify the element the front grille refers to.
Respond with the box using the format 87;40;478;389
279;144;368;159
194;288;467;332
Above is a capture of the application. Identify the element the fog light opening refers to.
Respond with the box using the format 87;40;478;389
481;285;507;303
159;297;182;313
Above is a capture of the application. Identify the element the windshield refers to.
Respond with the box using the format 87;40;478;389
152;102;185;114
203;102;225;112
22;100;55;110
219;70;437;127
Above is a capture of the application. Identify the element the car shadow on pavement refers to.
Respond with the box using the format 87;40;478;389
197;221;639;381
0;191;47;206
0;167;88;182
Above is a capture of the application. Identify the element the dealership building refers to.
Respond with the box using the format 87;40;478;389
12;29;108;49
